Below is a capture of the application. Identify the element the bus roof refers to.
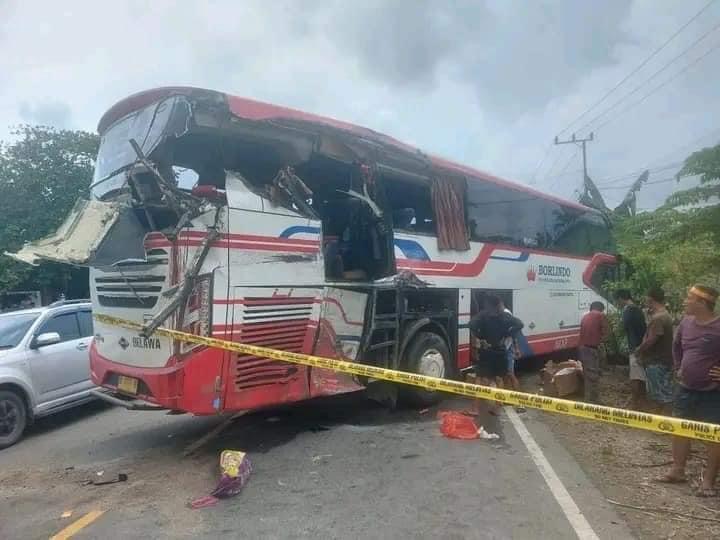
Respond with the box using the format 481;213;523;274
98;86;592;213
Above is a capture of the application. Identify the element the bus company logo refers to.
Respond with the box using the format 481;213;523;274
528;264;572;283
538;265;571;278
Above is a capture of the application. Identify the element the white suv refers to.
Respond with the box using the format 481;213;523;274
0;300;96;448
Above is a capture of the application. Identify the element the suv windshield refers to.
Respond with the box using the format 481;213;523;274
90;95;191;200
0;313;39;349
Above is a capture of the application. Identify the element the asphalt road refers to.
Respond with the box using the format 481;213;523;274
0;393;635;539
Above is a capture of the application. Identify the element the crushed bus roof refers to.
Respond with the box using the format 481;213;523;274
98;86;593;213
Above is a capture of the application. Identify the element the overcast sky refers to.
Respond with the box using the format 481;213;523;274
2;0;719;209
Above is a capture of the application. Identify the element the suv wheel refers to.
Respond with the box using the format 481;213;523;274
0;390;27;449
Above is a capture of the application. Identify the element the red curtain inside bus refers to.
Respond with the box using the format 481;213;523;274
431;175;470;251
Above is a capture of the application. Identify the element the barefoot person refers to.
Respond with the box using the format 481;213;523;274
635;287;674;415
660;285;720;497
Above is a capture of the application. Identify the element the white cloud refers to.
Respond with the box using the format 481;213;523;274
1;0;718;209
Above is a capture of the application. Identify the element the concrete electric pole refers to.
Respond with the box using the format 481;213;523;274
554;132;594;180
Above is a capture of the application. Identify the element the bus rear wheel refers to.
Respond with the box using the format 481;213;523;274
400;331;451;407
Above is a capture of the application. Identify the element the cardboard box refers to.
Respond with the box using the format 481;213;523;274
542;360;582;397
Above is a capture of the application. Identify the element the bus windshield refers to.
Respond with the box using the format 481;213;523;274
90;96;191;200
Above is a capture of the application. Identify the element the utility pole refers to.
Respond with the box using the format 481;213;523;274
554;132;594;180
555;132;606;210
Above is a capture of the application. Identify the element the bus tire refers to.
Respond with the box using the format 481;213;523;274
400;331;451;407
0;389;28;449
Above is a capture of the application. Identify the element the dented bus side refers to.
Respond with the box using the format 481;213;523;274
9;87;618;414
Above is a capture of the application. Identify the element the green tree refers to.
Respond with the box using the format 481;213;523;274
667;143;720;208
0;125;99;297
610;142;720;314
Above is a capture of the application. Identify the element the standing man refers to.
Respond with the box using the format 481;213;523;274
579;301;610;403
615;289;648;410
469;295;524;414
635;287;674;415
660;285;720;497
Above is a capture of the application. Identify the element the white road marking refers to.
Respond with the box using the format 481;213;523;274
506;408;600;540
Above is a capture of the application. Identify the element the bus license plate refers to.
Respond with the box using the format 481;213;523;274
118;375;139;395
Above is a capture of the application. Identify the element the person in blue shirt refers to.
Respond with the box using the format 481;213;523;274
615;289;648;410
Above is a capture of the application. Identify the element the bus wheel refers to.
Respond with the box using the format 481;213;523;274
400;332;451;407
0;390;27;449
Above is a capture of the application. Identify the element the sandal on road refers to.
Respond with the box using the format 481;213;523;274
656;473;687;484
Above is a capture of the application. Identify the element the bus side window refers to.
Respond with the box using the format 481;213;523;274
385;178;435;235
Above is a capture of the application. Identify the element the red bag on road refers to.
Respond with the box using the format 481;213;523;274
438;411;479;440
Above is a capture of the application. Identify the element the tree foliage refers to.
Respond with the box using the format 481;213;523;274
0;125;99;295
610;143;720;315
666;143;720;208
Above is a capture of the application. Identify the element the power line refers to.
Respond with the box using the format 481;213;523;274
598;176;676;191
590;128;720;189
556;0;717;136
541;148;571;183
555;133;595;191
595;161;685;187
647;125;720;168
543;167;585;183
546;149;580;192
575;18;720;135
593;40;720;132
530;144;555;184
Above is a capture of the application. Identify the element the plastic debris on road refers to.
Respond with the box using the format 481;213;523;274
190;450;252;509
437;411;479;440
82;472;128;486
477;427;500;440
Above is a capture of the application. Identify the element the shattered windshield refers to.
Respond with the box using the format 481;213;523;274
90;96;191;200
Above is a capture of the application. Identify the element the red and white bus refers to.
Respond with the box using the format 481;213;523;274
13;87;619;413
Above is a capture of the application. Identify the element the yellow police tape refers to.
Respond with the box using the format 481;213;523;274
95;314;720;443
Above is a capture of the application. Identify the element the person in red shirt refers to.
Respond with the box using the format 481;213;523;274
578;301;610;403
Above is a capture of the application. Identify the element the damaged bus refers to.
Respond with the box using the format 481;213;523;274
10;87;619;414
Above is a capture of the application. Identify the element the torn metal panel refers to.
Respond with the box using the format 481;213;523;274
374;270;430;289
270;166;317;219
5;199;123;266
226;171;264;211
142;209;222;336
319;288;367;361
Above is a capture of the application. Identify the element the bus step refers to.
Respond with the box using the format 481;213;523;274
367;340;396;352
370;322;398;330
